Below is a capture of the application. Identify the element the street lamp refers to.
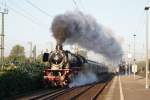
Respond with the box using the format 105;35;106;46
145;5;149;89
133;34;136;79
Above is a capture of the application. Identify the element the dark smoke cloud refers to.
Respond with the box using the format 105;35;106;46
51;11;123;60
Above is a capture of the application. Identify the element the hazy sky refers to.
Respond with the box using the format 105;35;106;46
0;0;149;60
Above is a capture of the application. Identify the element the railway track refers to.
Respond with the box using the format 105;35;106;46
55;81;110;100
16;76;113;100
28;82;110;100
26;84;94;100
14;88;63;100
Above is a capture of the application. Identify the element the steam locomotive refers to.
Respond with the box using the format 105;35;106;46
43;44;108;87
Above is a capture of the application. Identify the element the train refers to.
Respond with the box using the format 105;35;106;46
43;44;108;87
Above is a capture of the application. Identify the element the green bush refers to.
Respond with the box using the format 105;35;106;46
0;63;46;99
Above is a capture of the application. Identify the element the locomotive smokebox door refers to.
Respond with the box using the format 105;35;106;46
43;53;49;62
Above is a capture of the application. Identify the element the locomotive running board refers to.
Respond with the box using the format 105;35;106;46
45;67;81;71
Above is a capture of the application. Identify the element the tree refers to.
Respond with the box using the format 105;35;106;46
36;54;43;63
9;44;26;64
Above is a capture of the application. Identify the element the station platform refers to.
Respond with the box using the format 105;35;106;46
101;75;150;100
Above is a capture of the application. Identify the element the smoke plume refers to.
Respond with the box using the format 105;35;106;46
51;11;122;60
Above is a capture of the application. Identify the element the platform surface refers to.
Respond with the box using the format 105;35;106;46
102;75;150;100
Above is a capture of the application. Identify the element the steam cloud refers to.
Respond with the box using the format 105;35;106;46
51;11;122;60
69;71;98;88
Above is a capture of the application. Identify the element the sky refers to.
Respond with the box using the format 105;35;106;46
0;0;149;62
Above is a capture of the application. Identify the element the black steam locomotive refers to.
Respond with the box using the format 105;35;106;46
43;44;108;87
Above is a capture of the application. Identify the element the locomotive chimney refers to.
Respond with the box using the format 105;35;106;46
56;43;63;50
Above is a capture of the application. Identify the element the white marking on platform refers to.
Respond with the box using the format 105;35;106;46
119;76;124;100
104;76;117;100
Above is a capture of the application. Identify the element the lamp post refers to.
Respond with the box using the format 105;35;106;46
0;8;8;70
145;5;149;89
133;34;136;62
125;61;128;76
133;34;136;79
